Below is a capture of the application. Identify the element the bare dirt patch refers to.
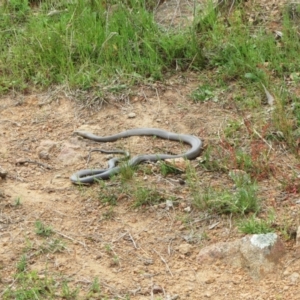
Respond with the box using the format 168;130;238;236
1;74;300;299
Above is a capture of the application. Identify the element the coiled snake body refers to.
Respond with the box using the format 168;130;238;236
70;128;202;184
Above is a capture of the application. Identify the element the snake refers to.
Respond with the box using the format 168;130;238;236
70;128;202;184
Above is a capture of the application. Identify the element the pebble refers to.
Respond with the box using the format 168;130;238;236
38;150;49;160
205;278;216;284
152;285;163;294
204;291;212;298
289;272;300;283
183;206;191;212
0;167;8;179
178;243;193;255
128;112;136;118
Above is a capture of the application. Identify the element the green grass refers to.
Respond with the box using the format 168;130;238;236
0;0;204;93
238;213;275;234
1;0;300;297
189;165;260;215
34;220;54;237
132;186;164;208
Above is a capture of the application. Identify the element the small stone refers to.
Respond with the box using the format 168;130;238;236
128;112;136;118
296;226;300;246
158;203;166;209
38;150;49;160
0;190;5;198
204;291;212;297
0;167;7;179
205;278;215;284
289;272;300;283
179;225;186;231
166;200;173;209
183;206;191;212
179;202;187;209
152;285;163;294
178;243;193;255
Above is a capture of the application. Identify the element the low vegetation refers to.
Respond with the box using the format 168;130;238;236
1;0;300;298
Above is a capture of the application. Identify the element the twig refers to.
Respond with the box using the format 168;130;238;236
153;249;173;277
127;232;138;249
227;0;236;18
252;127;273;155
55;230;87;250
15;159;52;170
168;239;173;256
0;274;20;297
262;83;275;106
150;277;154;300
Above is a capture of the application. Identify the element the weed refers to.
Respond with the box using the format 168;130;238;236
198;145;226;172
159;161;182;177
104;244;112;253
191;84;215;102
101;194;118;206
102;207;116;220
119;162;136;181
217;138;274;180
89;277;101;294
132;186;164;208
224;120;243;138
35;220;53;237
14;196;21;206
238;214;275;234
191;173;260;215
271;90;298;152
110;255;120;267
16;255;27;273
3;270;54;299
0;0;204;93
61;281;78;300
39;239;67;254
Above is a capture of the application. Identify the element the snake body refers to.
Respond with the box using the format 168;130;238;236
70;128;202;184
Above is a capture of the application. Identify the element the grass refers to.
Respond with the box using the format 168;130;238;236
188;164;260;215
132;186;165;208
34;220;54;237
0;0;204;93
1;0;300;297
238;213;275;234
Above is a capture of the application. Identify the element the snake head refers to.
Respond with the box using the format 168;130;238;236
74;131;89;137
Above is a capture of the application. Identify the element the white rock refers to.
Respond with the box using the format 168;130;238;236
128;112;136;118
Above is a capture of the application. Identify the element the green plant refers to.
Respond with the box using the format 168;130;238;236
2;270;55;299
101;194;118;206
190;84;215;102
89;277;101;294
35;221;53;237
224;120;243;138
119;162;136;181
271;91;298;152
61;281;79;300
14;196;21;206
159;161;182;177
39;239;67;254
102;207;116;220
238;214;275;234
132;186;164;208
16;255;27;273
191;172;260;215
104;244;112;253
0;0;204;93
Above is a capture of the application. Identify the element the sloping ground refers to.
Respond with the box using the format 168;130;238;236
1;75;300;299
1;0;300;299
